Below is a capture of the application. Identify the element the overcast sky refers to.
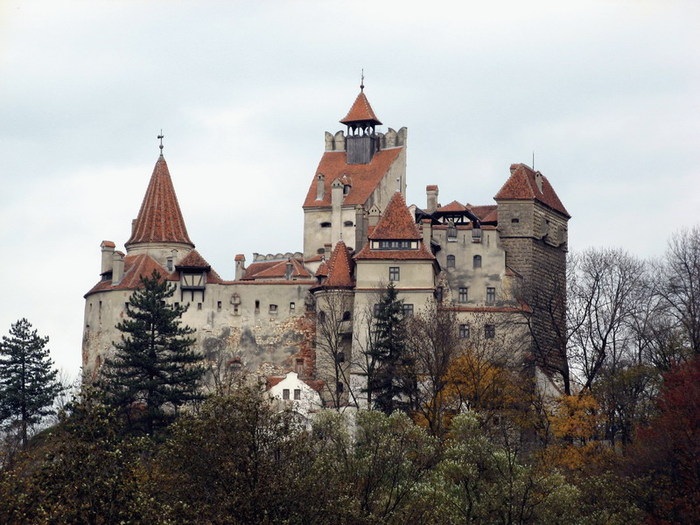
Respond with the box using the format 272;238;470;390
1;0;698;379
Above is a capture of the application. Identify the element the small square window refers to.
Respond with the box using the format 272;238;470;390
197;303;202;310
269;304;278;313
289;302;295;311
389;266;400;281
402;304;414;317
459;324;470;338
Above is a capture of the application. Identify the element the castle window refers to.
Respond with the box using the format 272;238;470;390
486;287;496;303
344;220;354;227
447;223;457;241
342;311;351;321
320;222;331;228
233;304;240;315
337;352;345;363
511;218;520;224
283;389;290;400
166;257;174;271
174;302;179;308
459;324;470;339
343;184;351;195
197;303;202;310
317;248;325;254
125;302;129;309
402;304;414;317
290;302;295;312
269;304;278;313
458;287;468;303
472;228;482;243
473;255;482;269
485;324;495;339
336;382;344;393
389;266;400;281
373;304;380;317
255;300;260;314
295;358;304;374
378;240;413;250
446;255;456;268
217;301;222;310
318;311;326;322
294;389;301;400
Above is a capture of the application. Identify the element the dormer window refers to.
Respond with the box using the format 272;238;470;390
343;184;351;195
375;240;416;250
180;271;206;301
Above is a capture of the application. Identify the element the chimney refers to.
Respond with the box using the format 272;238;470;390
285;260;293;280
324;243;332;256
426;185;439;212
421;218;432;247
316;174;325;201
100;240;115;275
234;254;246;280
112;251;125;283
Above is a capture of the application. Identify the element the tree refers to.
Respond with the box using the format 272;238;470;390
102;270;205;435
405;303;462;437
365;283;415;414
0;319;61;446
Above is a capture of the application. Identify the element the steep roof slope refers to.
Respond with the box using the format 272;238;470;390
340;90;382;126
494;163;570;218
368;192;421;240
126;155;194;248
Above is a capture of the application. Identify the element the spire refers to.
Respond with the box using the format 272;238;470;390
340;87;382;128
368;192;422;240
125;155;194;249
322;240;355;288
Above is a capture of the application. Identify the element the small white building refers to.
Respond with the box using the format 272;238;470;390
267;372;324;425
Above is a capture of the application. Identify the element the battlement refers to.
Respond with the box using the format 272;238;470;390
252;252;304;262
324;127;407;152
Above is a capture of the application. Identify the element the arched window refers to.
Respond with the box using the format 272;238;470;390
473;255;482;269
446;255;456;268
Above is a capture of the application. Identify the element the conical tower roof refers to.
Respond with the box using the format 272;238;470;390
368;192;422;240
322;240;355;288
125;155;194;249
340;89;382;127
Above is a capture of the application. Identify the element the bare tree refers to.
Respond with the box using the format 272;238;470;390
654;226;700;357
314;291;357;410
567;248;646;390
405;301;462;437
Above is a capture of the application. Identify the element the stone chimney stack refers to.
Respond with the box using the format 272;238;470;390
100;240;115;275
112;251;125;283
426;185;439;213
421;218;432;248
234;254;246;281
285;260;293;280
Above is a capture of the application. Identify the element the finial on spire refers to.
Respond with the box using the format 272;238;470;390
360;69;364;92
158;130;164;155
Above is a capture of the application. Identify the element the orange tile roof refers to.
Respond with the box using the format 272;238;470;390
437;200;466;213
321;240;355;288
340;90;382;126
176;250;224;284
302;148;403;208
244;258;312;280
466;205;497;221
101;240;116;248
354;246;435;260
494;164;570;218
368;192;421;240
125;155;194;248
85;254;175;297
315;261;329;277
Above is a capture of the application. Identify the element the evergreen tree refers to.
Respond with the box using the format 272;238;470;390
0;318;61;446
102;270;205;435
366;283;416;414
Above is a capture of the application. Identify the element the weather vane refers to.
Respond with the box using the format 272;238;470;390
360;68;364;92
158;130;164;153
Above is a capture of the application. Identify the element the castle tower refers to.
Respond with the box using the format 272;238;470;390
302;84;407;261
494;163;571;386
125;153;195;268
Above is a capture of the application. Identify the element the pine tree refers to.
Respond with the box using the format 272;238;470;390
366;283;416;414
0;318;61;446
102;270;205;435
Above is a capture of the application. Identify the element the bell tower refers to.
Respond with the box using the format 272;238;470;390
340;80;382;165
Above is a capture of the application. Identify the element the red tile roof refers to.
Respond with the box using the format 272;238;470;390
315;261;329;277
302;148;403;208
354;246;435;260
340;90;382;126
176;250;224;284
321;240;355;288
101;240;116;248
494;164;570;218
466;205;497;221
85;254;175;297
368;192;421;240
243;258;312;280
125;155;194;248
437;200;466;213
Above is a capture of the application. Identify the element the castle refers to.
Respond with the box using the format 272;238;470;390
82;85;570;408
